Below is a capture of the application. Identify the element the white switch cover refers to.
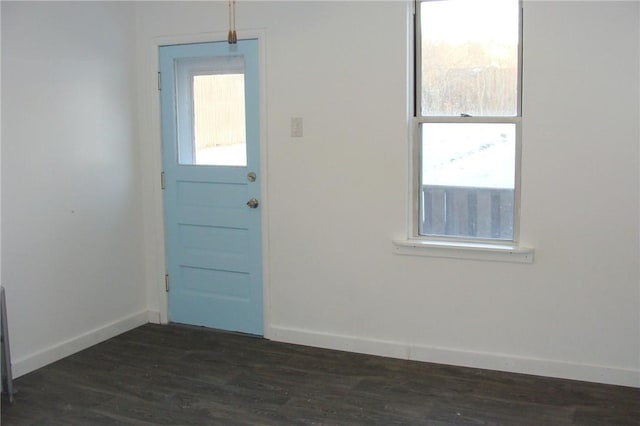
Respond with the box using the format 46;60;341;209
291;117;303;137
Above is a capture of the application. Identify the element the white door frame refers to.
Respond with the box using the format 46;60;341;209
140;29;270;335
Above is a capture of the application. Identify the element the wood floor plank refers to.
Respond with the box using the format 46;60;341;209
2;323;639;425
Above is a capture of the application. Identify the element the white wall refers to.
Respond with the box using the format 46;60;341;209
1;1;148;377
137;1;639;387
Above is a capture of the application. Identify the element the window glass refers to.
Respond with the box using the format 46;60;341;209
420;123;515;239
192;73;246;166
420;0;519;117
175;55;247;166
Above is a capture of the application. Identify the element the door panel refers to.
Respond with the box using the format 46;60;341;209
159;40;262;335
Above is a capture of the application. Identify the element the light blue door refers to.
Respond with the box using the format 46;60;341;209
159;40;262;335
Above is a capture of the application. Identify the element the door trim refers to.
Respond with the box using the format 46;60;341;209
142;30;270;336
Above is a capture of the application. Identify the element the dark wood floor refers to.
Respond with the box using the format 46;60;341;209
2;324;639;425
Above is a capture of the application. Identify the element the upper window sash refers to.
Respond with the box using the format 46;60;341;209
414;0;523;118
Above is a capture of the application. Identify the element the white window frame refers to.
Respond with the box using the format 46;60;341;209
394;0;533;263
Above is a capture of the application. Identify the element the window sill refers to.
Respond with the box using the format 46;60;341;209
393;239;534;264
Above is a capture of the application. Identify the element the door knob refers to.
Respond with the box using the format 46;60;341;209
246;198;259;209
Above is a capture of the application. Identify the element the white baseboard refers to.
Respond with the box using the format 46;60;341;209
268;325;640;388
12;310;149;378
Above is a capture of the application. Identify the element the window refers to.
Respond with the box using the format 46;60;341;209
192;73;246;166
175;55;247;166
415;0;522;242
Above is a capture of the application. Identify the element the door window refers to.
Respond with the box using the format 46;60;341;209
175;55;247;166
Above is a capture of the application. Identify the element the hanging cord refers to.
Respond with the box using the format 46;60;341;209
228;0;237;44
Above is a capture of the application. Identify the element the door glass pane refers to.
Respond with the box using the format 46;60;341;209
420;123;515;239
193;73;246;166
420;0;519;117
175;55;247;166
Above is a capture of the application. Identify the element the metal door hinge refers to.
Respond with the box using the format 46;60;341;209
158;72;162;91
165;274;170;292
161;171;165;190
